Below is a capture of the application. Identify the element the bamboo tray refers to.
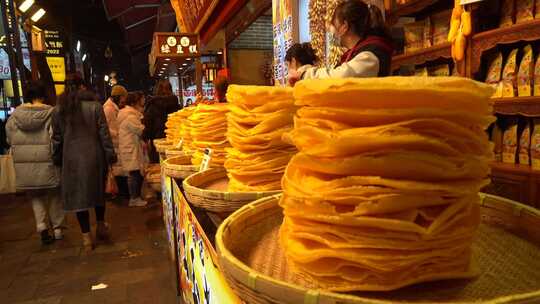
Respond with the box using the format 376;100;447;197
216;194;540;304
182;167;281;213
163;155;198;180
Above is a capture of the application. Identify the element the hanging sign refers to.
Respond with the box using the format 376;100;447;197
156;33;199;57
46;56;66;82
44;30;65;56
273;0;297;86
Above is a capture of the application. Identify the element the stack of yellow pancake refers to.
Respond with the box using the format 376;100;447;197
188;103;229;167
165;107;194;148
279;77;495;291
225;85;297;192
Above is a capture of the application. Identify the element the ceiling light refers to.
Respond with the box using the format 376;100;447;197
82;53;87;62
217;51;223;55
30;8;46;22
186;58;192;61
104;75;109;82
76;40;81;52
163;63;168;66
19;0;34;13
182;63;187;66
165;58;171;61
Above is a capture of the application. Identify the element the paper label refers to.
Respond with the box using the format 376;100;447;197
199;148;212;172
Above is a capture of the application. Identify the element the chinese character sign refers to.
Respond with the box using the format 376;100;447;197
273;0;296;86
156;33;199;57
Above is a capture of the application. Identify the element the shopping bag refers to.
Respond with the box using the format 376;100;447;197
105;170;118;195
0;154;16;194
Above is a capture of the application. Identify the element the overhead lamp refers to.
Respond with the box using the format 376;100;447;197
163;63;168;66
76;40;81;52
182;63;187;66
186;58;192;61
82;53;87;62
165;58;171;61
30;8;46;22
217;51;223;55
19;0;35;13
104;75;109;82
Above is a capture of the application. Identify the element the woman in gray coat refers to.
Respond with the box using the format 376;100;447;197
51;74;117;251
6;81;64;245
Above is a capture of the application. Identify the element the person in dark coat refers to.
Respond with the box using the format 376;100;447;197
51;74;117;251
142;80;181;163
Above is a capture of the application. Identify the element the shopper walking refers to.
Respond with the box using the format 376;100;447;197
288;0;393;80
143;80;181;163
51;74;117;251
103;85;130;199
118;92;148;207
6;81;64;244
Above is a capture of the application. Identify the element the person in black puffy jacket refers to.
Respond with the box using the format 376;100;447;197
142;80;181;163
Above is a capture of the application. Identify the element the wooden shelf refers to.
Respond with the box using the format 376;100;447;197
491;96;540;116
471;19;540;74
491;162;540;176
387;0;439;23
391;42;452;71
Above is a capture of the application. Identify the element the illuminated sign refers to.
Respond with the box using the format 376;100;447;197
155;33;199;57
44;30;64;56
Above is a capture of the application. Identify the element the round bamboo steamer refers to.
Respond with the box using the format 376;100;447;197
216;194;540;304
165;147;188;159
163;155;198;180
182;167;281;213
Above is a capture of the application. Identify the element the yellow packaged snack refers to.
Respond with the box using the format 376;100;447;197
534;54;540;96
519;120;532;165
429;64;450;76
518;45;534;97
531;119;540;169
404;21;425;53
502;49;519;97
492;123;503;162
516;0;534;23
432;10;451;45
500;0;515;27
502;121;518;164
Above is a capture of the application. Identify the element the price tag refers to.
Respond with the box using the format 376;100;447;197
176;139;183;149
199;148;212;172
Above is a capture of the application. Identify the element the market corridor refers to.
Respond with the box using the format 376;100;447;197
0;195;179;304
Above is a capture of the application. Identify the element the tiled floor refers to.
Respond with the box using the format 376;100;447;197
0;194;180;304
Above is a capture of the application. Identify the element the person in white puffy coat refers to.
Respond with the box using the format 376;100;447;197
118;92;147;207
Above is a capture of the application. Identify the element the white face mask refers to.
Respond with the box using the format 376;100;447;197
328;24;343;47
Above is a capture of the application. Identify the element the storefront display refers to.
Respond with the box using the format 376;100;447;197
173;180;240;304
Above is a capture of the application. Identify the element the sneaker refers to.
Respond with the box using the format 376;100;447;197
40;230;54;245
129;198;148;207
53;228;63;240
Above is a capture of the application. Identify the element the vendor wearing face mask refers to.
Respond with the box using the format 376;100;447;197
289;0;393;80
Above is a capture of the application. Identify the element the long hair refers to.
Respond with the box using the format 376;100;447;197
57;73;93;123
153;79;173;96
332;0;391;40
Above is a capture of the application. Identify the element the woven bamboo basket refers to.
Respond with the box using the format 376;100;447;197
216;194;540;304
162;155;198;180
145;164;161;192
154;138;173;153
182;167;281;213
165;147;187;159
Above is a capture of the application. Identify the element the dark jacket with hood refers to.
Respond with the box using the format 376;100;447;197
6;103;60;190
51;90;117;211
142;95;181;162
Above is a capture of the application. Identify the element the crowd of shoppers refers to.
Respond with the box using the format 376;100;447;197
2;73;180;251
